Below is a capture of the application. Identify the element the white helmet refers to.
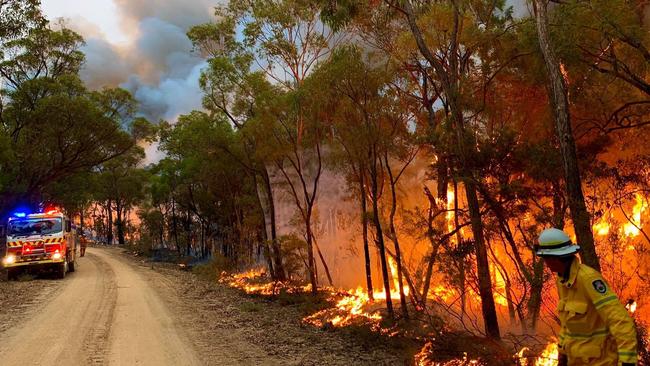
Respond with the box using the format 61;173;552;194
535;228;581;257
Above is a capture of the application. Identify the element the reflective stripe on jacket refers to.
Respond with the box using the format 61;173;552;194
556;259;638;365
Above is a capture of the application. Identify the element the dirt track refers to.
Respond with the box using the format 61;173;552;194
0;247;201;365
0;247;406;365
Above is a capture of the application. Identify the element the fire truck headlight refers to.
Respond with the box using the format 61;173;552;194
51;252;62;260
3;255;16;265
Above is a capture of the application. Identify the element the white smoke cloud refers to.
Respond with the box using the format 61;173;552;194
123;61;206;122
53;0;222;163
66;0;220;124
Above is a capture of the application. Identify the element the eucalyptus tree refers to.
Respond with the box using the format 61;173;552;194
0;0;44;43
0;26;137;218
156;111;265;263
190;0;339;291
319;0;520;338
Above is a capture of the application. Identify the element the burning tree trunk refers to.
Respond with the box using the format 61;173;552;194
359;166;374;300
532;0;600;271
452;180;467;320
529;180;567;329
313;237;334;286
420;186;445;305
402;0;500;338
261;169;286;281
384;152;412;318
369;145;394;318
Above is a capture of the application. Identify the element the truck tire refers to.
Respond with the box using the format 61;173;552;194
57;262;66;279
68;260;75;272
5;268;17;281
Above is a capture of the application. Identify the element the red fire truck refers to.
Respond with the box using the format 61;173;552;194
2;210;78;279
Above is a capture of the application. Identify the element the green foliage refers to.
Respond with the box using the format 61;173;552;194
146;110;264;262
0;0;45;43
0;26;138;216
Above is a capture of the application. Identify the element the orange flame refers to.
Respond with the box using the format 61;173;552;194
221;268;312;296
517;343;559;366
626;300;637;314
415;342;481;366
303;287;383;328
593;218;610;236
623;194;646;238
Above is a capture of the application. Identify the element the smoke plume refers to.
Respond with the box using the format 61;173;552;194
68;0;219;123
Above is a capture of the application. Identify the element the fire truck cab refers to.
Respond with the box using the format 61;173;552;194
2;210;78;279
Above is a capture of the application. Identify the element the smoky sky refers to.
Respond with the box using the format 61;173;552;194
73;0;219;123
69;0;527;124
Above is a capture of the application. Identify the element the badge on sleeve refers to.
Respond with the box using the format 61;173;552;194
592;280;607;294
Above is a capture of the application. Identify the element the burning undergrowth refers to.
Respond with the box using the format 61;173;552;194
218;268;532;364
220;269;388;327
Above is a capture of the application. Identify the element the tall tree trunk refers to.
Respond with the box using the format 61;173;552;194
79;208;84;232
171;198;180;254
529;180;567;330
533;0;600;271
116;200;125;245
183;211;191;257
464;181;501;339
106;199;113;245
403;0;500;338
359;167;374;300
453;180;467;320
306;222;318;295
369;146;394;318
420;187;444;305
313;237;334;286
253;174;275;278
384;153;408;318
262;168;286;280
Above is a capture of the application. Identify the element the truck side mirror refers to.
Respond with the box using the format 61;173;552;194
66;221;71;232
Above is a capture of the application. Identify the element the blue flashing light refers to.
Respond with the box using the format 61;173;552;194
13;212;27;218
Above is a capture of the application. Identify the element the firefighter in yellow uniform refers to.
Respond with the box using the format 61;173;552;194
536;228;637;366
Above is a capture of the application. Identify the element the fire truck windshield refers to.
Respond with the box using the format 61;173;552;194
8;218;63;237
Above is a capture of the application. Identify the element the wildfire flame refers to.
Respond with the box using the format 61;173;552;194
626;300;637;314
592;194;647;241
303;287;383;328
415;342;481;366
220;268;311;296
623;194;646;237
593;218;610;236
560;63;570;85
304;257;412;330
517;343;559;366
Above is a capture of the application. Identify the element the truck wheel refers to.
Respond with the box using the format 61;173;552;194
68;260;75;272
57;262;66;279
5;268;17;281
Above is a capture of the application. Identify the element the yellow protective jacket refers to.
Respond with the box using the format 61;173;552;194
556;259;638;365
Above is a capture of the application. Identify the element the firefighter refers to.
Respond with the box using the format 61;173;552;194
536;228;638;366
79;232;87;257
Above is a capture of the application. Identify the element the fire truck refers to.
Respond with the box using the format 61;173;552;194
2;210;78;279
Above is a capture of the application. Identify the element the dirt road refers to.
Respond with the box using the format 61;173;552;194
0;247;406;365
0;247;202;366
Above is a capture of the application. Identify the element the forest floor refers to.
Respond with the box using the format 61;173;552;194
0;246;412;365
